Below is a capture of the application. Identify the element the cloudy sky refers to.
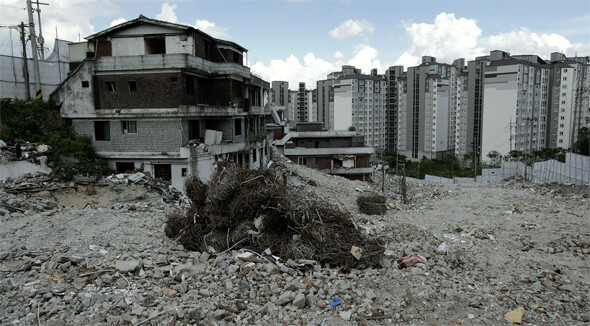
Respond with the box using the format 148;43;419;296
1;0;589;89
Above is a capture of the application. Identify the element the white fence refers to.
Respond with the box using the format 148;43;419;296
532;153;590;185
404;153;589;186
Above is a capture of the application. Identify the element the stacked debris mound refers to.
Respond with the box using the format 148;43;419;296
357;195;387;215
167;161;384;269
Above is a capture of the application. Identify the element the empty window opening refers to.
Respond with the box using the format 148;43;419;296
81;80;89;88
181;168;187;177
235;119;242;136
105;81;116;92
188;120;201;142
116;162;135;173
94;121;110;141
144;37;166;54
122;121;137;134
185;75;195;95
128;81;137;91
171;76;178;83
154;164;171;181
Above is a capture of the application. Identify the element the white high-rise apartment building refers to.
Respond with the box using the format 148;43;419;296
332;66;387;151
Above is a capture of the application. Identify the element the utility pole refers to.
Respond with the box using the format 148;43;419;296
508;117;513;154
472;141;478;181
19;22;31;99
522;117;538;187
26;0;42;99
34;0;47;59
570;87;580;152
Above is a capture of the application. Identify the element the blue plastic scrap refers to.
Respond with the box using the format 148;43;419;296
329;297;342;310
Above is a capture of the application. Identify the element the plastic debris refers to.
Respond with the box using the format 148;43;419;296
504;306;525;324
329;297;342;310
436;242;448;253
350;246;363;260
397;255;427;274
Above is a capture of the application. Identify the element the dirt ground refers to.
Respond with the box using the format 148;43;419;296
0;159;589;325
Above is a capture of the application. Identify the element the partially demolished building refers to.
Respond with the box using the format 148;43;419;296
50;15;271;191
274;123;374;180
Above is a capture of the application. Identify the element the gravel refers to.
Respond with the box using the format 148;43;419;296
1;159;588;325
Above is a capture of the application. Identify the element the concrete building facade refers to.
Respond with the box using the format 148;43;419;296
50;15;272;192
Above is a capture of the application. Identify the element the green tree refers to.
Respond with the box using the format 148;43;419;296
0;98;60;141
348;126;356;131
487;150;502;167
1;98;113;180
574;127;589;156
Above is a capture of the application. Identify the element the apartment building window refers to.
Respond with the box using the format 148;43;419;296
235;119;242;136
298;157;308;166
122;121;137;134
128;81;137;91
94;121;110;141
105;81;116;92
185;75;195;95
81;81;89;88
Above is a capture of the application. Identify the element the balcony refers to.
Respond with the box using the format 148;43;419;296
284;147;374;156
325;167;373;175
94;53;250;78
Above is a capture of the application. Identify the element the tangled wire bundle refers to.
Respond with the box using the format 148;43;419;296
167;161;384;269
357;195;387;215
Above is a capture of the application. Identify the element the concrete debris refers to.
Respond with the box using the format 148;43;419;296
0;148;588;325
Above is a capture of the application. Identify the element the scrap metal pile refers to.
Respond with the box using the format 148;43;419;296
167;161;384;269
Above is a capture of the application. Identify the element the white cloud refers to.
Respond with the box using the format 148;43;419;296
0;0;120;57
251;53;338;90
482;28;590;58
334;51;344;59
347;44;382;73
329;19;374;39
393;12;590;67
250;45;385;89
109;18;127;28
394;12;485;67
194;20;229;38
155;2;177;23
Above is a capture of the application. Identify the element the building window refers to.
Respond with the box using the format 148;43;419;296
94;121;110;141
128;81;137;91
122;121;137;134
81;80;89;88
105;81;116;92
171;77;178;83
185;75;195;95
235;119;242;136
181;168;187;177
144;36;166;54
298;157;308;166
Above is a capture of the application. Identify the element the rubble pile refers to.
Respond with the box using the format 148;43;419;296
1;152;589;325
168;161;384;269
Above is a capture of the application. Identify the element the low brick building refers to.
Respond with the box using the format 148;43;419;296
51;15;272;191
274;127;374;181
